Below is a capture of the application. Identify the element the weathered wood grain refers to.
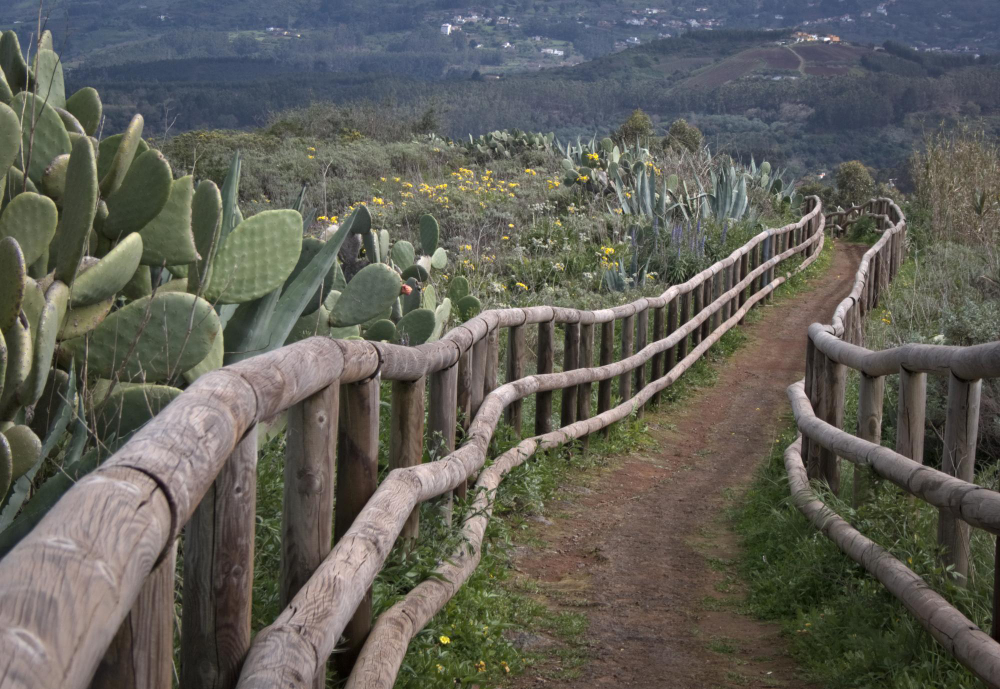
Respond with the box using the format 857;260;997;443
560;322;580;428
852;373;884;508
504;324;526;435
535;319;555;435
389;377;426;549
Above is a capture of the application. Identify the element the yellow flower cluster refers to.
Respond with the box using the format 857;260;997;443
586;152;600;162
524;168;538;176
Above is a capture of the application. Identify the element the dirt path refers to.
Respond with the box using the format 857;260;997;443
511;242;866;689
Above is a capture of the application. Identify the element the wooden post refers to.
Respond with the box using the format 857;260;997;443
457;347;473;433
485;327;499;396
806;344;826;481
700;278;712;341
560;322;580;429
721;264;732;322
650;305;665;405
429;364;459;507
763;237;774;304
994;539;1000;642
853;374;884;508
598;320;614;438
802;335;815;465
535;319;555;435
578;323;594;452
389;377;425;549
504;325;526;435
181;425;259;689
634;308;648;416
691;283;703;348
334;377;380;677
895;368;927;464
677;291;690;360
619;313;634;403
470;337;487;421
937;373;982;584
737;252;749;324
665;296;679;373
92;541;177;689
282;385;339;609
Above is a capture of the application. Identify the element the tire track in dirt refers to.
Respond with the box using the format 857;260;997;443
510;241;866;689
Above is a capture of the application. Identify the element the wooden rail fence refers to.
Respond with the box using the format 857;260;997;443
0;199;827;689
787;198;1000;687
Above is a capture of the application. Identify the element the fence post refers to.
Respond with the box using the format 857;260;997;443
619;313;634;403
700;279;712;342
485;326;499;397
819;354;846;495
535;318;555;435
429;364;459;514
634;308;648;417
665;296;679;374
764;237;774;304
470;337;487;421
937;373;982;585
91;541;177;689
650;305;665;405
560;322;580;429
721;263;732;322
505;324;526;435
389;377;426;549
181;425;259;689
678;291;690;359
577;323;595;452
802;335;814;466
457;346;473;434
853;373;884;508
737;252;749;324
334;376;380;677
598;320;615;438
282;384;339;610
806;344;825;480
895;368;927;464
691;283;703;349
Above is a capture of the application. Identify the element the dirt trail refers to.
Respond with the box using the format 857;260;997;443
511;242;866;689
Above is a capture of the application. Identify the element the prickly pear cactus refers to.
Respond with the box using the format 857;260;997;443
330;263;402;327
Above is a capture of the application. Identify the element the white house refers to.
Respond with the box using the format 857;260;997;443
441;23;452;35
541;48;565;56
626;36;641;45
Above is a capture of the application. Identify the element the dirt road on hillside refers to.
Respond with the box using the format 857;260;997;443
511;241;867;689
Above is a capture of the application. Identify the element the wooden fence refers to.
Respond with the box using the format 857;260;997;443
786;198;1000;687
0;198;827;689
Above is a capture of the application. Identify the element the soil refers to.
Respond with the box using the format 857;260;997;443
510;242;867;689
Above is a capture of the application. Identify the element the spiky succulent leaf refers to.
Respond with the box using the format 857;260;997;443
41;152;69;205
456;295;481;321
3;425;40;481
0;236;25;331
32;49;65;109
59;295;112;339
400;264;429;282
0;317;30;416
20;280;68;407
0;32;27;94
62;292;221;383
430;247;448;270
101;149;173;240
447;275;470;302
422;284;437;311
0;103;19;173
187;180;223;294
363;319;396;342
0;192;58;266
391;240;415;269
97;114;143;196
401;277;421;315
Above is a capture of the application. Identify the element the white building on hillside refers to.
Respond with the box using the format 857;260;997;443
441;23;452;35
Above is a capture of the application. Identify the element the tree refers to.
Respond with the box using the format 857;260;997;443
664;118;703;153
835;160;876;207
615;108;654;144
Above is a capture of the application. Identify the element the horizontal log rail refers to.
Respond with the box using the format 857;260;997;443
786;198;1000;687
0;198;826;689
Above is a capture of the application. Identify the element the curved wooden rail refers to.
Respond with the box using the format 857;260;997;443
785;198;1000;687
0;199;825;689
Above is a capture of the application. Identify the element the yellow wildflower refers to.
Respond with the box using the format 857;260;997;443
436;664;445;673
516;282;528;290
439;635;450;645
476;661;486;673
307;155;315;159
502;236;509;240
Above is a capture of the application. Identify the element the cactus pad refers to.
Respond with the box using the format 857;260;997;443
187;179;223;293
430;298;451;341
203;209;302;304
62;292;221;383
65;87;101;136
20;280;68;407
102;149;173;240
456;295;481;321
0;432;10;499
0;317;30;416
0;103;19;174
378;229;390;264
0;192;58;266
447;275;470;302
121;265;152;300
401;277;421;315
32;49;65;109
430;247;448;270
11;92;72;185
422;284;437;311
0;31;27;93
59;295;113;339
53;136;99;284
0;236;26;331
362;229;380;264
138;175;199;266
391;240;415;269
19;278;44;335
348;204;372;235
70;233;143;306
183;329;223;384
419;214;439;254
41;153;69;205
93;382;182;441
4;424;41;480
287;236;338;316
363;319;396;342
395;308;436;345
98;114;143;196
400;264;429;282
329;262;402;327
